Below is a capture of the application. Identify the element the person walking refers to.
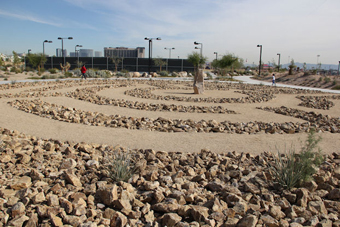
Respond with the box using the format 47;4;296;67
81;64;87;79
272;73;276;86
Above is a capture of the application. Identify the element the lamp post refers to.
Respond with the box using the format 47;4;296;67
257;45;262;76
144;37;161;75
28;49;31;55
43;40;52;56
194;41;203;57
164;47;175;59
164;47;175;72
75;44;82;68
317;55;320;71
58;37;73;65
277;53;281;72
338;61;340;76
214;52;218;60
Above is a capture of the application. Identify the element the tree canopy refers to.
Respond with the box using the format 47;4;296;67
212;54;243;77
27;53;47;74
187;52;207;72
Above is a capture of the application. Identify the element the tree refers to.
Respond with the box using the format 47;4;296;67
214;54;239;77
111;56;122;72
0;56;3;66
27;53;47;74
12;51;20;67
153;57;167;72
187;52;207;73
288;59;296;75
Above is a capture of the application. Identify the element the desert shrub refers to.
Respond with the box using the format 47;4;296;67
268;130;324;189
159;71;169;77
96;70;111;78
49;68;58;74
116;72;126;77
85;69;96;78
121;69;129;74
73;69;81;77
332;85;340;90
10;67;17;73
64;72;72;78
324;77;331;83
107;152;136;182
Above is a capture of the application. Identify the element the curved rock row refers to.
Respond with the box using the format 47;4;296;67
296;95;340;110
66;86;238;114
257;106;340;133
1;127;340;226
125;83;324;104
9;99;315;134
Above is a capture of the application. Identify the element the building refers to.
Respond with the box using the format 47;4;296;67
104;47;145;58
79;49;94;57
69;52;76;57
56;48;67;57
95;51;102;57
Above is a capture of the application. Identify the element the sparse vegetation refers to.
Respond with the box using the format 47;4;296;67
107;152;136;182
268;130;324;189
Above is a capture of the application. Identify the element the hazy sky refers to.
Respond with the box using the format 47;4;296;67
1;0;339;65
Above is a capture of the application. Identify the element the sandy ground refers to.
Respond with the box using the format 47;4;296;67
0;72;339;155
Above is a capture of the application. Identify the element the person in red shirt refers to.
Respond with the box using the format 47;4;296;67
81;64;87;79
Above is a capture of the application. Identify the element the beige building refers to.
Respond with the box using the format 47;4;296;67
104;47;145;58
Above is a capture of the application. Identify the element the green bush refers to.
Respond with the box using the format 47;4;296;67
107;152;136;182
49;68;58;74
159;71;169;77
268;130;324;189
324;77;331;83
332;85;340;90
64;72;72;78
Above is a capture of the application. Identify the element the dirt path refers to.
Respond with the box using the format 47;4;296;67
1;78;339;155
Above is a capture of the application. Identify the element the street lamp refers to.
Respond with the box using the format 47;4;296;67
58;37;73;65
277;53;281;72
164;47;175;72
43;40;52;56
164;47;175;59
257;45;262;76
194;41;203;57
317;55;320;71
28;49;31;55
144;37;161;75
214;52;218;60
75;44;82;67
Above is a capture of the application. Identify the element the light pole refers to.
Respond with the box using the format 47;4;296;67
194;41;203;57
214;52;218;60
164;47;175;72
164;47;175;59
257;45;262;76
338;61;340;75
144;37;161;75
43;40;52;56
75;44;82;67
58;37;73;65
28;49;31;55
277;53;281;72
317;55;320;71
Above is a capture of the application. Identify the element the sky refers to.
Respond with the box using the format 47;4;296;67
1;0;340;66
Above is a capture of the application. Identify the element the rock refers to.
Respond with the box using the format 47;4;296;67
110;211;127;227
10;176;32;190
161;213;182;227
96;184;118;206
11;202;25;218
328;188;340;199
50;213;63;227
64;172;82;187
60;158;77;169
190;205;209;222
236;214;258;227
